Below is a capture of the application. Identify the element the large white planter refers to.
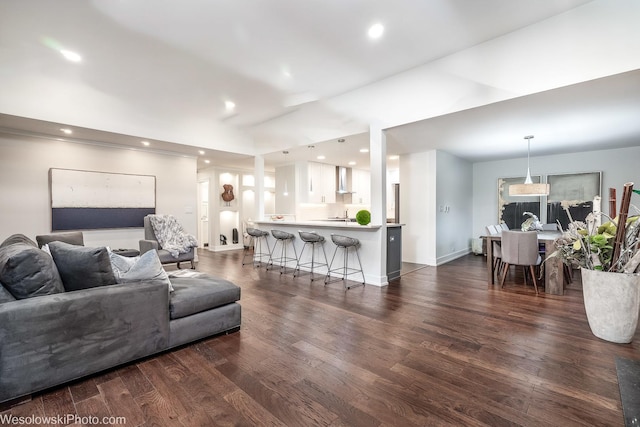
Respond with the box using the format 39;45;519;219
581;268;640;343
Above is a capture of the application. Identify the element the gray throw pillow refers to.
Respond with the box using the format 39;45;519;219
48;241;116;291
0;243;65;299
109;250;174;292
0;234;37;249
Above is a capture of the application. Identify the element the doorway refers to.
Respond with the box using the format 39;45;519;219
197;180;209;248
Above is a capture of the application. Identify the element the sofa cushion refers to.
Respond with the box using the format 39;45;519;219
48;241;116;291
0;243;65;299
169;275;240;320
0;284;17;303
109;250;174;292
0;234;37;249
36;231;84;248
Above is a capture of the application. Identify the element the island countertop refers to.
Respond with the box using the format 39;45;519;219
249;220;402;287
253;219;402;229
254;219;379;229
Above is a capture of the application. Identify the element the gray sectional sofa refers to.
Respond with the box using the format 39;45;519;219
0;232;241;404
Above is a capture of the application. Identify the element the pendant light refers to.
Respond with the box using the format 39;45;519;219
509;135;550;197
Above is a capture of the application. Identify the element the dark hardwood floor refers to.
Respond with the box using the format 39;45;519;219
3;250;639;426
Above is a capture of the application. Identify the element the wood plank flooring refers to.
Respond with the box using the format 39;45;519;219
2;251;639;426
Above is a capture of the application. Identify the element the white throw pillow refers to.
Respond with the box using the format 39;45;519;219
109;250;174;292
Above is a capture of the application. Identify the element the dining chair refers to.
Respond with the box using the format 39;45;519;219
485;225;503;276
499;230;541;294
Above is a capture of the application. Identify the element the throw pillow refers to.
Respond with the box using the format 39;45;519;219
0;234;37;249
48;241;116;292
0;243;65;299
109;250;174;292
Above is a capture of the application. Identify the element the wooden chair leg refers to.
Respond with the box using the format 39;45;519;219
564;264;573;284
529;265;539;294
493;257;503;278
500;263;510;288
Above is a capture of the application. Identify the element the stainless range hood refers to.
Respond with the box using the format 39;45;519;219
336;166;354;194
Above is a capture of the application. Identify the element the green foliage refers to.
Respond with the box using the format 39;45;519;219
355;210;371;225
551;214;639;272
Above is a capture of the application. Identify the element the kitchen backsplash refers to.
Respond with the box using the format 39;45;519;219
297;202;371;221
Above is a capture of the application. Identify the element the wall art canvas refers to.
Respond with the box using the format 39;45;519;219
547;172;601;229
50;168;156;230
498;176;541;230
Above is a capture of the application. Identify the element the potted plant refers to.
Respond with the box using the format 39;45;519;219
548;184;640;343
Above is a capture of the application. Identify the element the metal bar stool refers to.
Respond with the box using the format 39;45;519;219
267;229;298;274
294;231;328;282
325;234;365;290
242;228;271;267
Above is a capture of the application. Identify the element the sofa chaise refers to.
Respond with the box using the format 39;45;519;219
0;232;241;404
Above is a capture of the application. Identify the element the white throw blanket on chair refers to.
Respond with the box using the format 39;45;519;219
149;214;198;258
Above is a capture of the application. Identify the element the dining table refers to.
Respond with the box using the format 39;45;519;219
485;230;565;295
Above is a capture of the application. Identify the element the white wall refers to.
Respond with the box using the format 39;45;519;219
399;149;481;266
0;133;197;249
436;151;473;263
400;150;437;264
472;145;640;238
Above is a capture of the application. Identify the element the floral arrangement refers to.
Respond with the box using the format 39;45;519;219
549;188;640;273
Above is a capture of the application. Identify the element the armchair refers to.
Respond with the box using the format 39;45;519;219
139;216;196;269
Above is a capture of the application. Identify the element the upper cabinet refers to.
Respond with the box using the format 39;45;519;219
306;162;336;204
351;168;371;205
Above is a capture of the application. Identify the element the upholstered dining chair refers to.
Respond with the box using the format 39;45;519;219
485;225;503;276
499;230;542;294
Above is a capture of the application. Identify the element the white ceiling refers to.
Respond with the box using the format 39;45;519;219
0;0;639;170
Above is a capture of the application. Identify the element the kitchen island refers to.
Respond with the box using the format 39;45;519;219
252;220;401;286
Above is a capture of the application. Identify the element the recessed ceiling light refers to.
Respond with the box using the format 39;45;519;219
198;150;205;155
359;148;369;153
283;69;292;78
60;49;82;62
60;128;72;134
348;161;357;166
368;23;384;39
141;140;150;146
225;101;236;111
317;155;326;160
389;155;399;160
204;159;211;164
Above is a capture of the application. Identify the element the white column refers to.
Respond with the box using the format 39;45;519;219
254;155;265;221
370;123;388;285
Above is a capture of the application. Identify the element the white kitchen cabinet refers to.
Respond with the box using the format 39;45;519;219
306;162;336;204
351;168;371;205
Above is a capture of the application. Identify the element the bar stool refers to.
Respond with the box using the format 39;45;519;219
294;231;328;282
267;230;298;274
242;228;271;267
325;234;365;290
